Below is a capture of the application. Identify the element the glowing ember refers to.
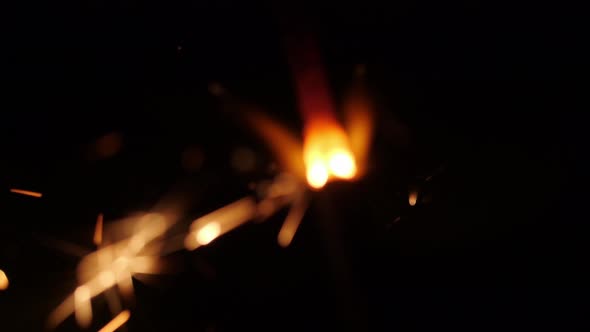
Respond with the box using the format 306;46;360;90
0;269;9;290
9;188;42;198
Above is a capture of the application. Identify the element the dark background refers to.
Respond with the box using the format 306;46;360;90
1;0;587;331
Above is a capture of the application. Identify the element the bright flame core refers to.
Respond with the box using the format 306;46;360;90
303;121;357;189
196;222;221;245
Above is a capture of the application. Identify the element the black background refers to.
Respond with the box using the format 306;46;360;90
1;0;587;331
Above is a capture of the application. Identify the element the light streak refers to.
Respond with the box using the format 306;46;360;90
94;213;104;246
185;198;257;250
277;194;309;247
98;310;130;332
9;188;42;198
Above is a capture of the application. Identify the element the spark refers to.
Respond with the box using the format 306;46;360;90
9;188;42;198
98;310;130;332
0;269;8;290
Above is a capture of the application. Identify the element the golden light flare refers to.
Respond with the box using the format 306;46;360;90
302;120;358;189
98;310;131;332
284;37;368;189
0;269;9;290
9;188;42;198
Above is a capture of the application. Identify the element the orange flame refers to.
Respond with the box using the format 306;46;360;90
303;119;357;189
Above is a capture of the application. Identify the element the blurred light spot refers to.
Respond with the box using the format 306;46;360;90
306;162;328;189
182;146;204;172
95;132;123;159
10;188;42;198
98;310;130;332
231;147;256;172
74;286;92;327
328;149;356;179
196;222;221;245
409;190;418;206
0;269;9;290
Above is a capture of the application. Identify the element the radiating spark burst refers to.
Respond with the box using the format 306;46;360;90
48;212;174;329
203;40;373;244
10;188;43;198
98;310;130;332
0;269;9;290
208;42;373;244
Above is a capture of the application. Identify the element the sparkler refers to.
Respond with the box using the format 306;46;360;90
41;34;374;331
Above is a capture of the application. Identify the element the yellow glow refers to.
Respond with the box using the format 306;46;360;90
196;222;221;245
328;149;356;179
0;269;8;290
306;161;329;189
98;310;130;332
409;190;418;206
74;286;92;328
9;188;42;198
302;121;357;189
